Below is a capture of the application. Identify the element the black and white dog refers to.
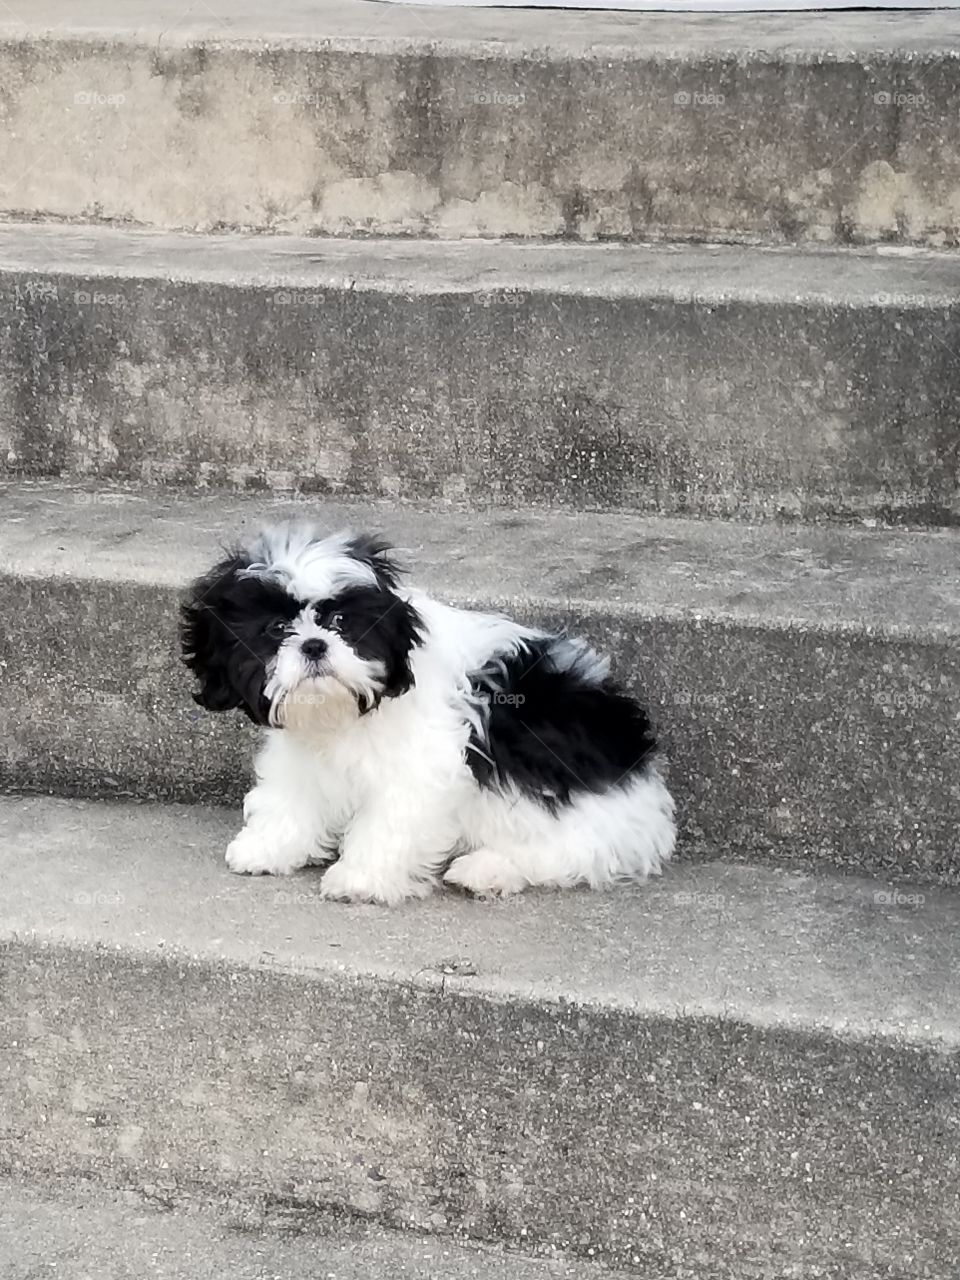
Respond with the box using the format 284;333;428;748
181;524;675;903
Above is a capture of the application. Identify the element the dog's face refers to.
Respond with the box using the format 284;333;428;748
181;528;423;728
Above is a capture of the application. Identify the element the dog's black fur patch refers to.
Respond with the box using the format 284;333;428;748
180;552;298;724
315;586;423;709
343;534;404;592
466;639;658;810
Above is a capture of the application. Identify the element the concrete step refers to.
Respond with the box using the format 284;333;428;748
3;223;960;524
1;480;959;885
0;3;957;245
1;794;957;1277
1;1177;621;1280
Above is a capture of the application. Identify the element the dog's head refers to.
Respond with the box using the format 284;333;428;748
180;526;423;729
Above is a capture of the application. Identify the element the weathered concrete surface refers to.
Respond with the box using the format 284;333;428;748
0;4;957;244
2;1177;621;1280
3;795;958;1042
0;796;957;1277
2;224;960;523
1;482;959;884
1;0;955;44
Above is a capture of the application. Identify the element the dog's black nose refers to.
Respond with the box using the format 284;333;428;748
300;638;328;661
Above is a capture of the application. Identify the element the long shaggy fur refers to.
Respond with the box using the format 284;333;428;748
181;524;676;904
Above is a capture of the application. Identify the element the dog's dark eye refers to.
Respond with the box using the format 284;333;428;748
265;618;288;639
314;605;345;631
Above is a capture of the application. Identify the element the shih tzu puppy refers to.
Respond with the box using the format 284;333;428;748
181;525;675;904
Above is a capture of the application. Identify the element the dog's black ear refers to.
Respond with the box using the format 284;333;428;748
345;533;404;591
180;554;247;713
379;595;424;700
343;586;424;716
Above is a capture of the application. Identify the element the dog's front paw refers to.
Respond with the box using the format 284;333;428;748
319;860;435;905
444;848;527;897
225;826;309;877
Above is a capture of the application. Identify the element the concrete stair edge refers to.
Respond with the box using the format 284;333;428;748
1;793;956;1276
3;794;957;1047
3;224;960;525
1;481;958;885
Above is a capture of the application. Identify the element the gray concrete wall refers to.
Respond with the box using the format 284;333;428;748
2;936;955;1276
0;23;958;244
2;227;959;523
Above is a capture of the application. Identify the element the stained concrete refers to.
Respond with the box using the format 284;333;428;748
1;1176;622;1280
1;482;959;883
0;5;957;243
0;796;957;1277
2;224;960;522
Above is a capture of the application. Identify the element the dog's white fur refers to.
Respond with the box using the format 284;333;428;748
218;529;676;904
